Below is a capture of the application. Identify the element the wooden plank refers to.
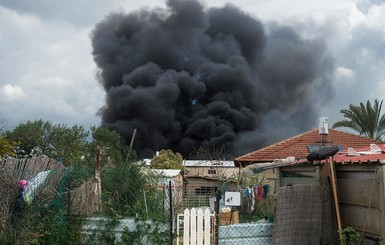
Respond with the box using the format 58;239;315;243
276;167;281;188
336;164;378;172
190;208;197;245
379;166;385;240
219;211;239;225
319;159;331;188
281;165;317;172
338;178;379;208
204;209;211;245
340;204;381;237
197;209;203;245
338;171;377;179
329;158;343;241
184;209;190;245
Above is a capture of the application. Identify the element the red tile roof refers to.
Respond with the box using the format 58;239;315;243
235;128;382;166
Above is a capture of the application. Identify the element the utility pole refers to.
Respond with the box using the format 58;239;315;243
95;145;102;212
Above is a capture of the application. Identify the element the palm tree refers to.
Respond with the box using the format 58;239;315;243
332;99;385;140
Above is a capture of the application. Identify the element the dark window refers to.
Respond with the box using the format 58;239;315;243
195;186;216;195
208;169;216;175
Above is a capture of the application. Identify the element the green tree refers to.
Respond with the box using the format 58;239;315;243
333;99;385;140
6;119;52;157
0;135;17;157
150;149;184;170
48;124;89;165
6;119;90;164
89;126;135;166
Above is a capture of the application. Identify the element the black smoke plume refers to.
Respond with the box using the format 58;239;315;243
91;0;334;159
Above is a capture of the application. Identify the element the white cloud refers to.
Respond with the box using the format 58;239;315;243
2;84;26;101
334;66;355;81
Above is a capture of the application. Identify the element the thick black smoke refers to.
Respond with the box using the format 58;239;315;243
91;0;334;159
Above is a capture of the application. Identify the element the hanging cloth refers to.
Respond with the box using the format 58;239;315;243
263;184;270;199
248;187;254;211
257;185;263;201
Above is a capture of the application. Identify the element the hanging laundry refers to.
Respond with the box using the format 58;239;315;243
257;185;263;201
263;184;270;199
248;187;254;212
242;188;249;198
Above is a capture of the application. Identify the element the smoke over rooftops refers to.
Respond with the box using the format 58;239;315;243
91;0;334;159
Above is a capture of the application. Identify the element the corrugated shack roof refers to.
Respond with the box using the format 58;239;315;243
152;169;181;177
183;160;235;167
328;143;385;164
235;128;381;166
137;159;235;167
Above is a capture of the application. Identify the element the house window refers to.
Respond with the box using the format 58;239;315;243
208;169;216;175
195;187;216;195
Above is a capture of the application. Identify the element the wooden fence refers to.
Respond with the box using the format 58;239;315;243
177;208;214;245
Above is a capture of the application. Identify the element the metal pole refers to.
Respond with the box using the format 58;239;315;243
95;145;102;212
129;129;137;148
168;181;173;245
215;188;221;245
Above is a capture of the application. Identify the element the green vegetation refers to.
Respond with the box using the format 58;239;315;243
339;226;361;245
333;99;385;140
0;135;17;157
0;120;169;244
150;149;184;171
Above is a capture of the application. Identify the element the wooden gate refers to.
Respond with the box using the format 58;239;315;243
176;208;214;245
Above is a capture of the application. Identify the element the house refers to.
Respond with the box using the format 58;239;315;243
138;159;236;209
235;128;385;242
182;160;238;208
235;128;380;166
152;169;184;211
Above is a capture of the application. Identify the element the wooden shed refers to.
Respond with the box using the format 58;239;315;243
279;144;385;241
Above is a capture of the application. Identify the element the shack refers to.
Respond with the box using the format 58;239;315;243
235;127;385;243
279;143;385;242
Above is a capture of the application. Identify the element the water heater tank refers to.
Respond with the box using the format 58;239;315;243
319;117;329;135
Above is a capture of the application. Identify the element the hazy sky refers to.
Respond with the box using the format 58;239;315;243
1;0;385;131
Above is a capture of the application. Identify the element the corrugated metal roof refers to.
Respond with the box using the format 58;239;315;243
329;144;385;164
183;160;235;167
152;169;181;177
138;159;235;167
235;128;382;165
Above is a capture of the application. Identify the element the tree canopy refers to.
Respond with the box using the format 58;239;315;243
5;119;90;164
150;149;184;170
0;136;17;157
332;99;385;140
90;126;135;166
4;120;139;167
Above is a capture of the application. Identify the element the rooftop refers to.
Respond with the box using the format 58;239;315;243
235;128;382;166
328;143;385;164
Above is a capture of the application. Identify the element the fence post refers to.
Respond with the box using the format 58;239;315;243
184;209;190;244
204;209;211;245
190;208;197;245
197;208;204;245
215;188;221;245
169;180;173;245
